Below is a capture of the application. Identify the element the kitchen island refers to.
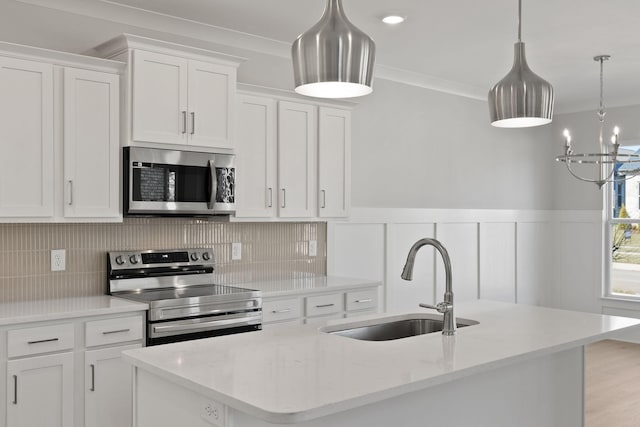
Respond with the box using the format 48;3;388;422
123;301;640;427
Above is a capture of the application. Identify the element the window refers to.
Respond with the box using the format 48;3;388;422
607;146;640;298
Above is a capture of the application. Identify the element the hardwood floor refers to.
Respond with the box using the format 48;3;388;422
585;340;640;427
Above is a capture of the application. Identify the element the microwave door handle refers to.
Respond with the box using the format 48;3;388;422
208;160;217;210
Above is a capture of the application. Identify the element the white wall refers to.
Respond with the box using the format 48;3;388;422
351;79;556;210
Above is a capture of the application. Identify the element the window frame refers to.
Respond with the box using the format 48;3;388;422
605;174;640;299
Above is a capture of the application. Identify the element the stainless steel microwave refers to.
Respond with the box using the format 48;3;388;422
123;147;236;217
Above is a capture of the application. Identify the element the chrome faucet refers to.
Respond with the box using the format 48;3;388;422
401;238;456;335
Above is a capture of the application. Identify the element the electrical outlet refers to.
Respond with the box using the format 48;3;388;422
51;249;66;271
231;242;242;261
201;399;226;426
309;240;317;257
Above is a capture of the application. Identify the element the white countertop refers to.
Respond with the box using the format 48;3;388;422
0;296;148;326
238;276;381;297
122;301;640;424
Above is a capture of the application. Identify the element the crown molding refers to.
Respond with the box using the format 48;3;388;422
16;0;486;101
375;65;486;101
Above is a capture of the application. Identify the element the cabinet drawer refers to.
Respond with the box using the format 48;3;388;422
8;323;75;358
86;316;143;347
305;293;343;317
263;298;301;323
346;288;378;312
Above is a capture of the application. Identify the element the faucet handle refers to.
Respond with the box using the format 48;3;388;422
419;302;452;314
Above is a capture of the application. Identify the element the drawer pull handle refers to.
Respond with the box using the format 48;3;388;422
271;309;292;314
90;364;95;392
315;303;335;308
12;375;17;405
27;338;59;345
102;328;130;335
355;299;373;303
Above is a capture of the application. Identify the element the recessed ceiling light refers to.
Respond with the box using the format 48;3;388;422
382;15;405;25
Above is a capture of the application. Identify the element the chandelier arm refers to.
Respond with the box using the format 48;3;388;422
564;161;640;184
564;161;605;184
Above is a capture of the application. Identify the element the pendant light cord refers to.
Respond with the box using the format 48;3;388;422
517;0;522;42
598;57;605;119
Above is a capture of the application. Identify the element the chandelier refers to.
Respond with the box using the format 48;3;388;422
556;55;640;188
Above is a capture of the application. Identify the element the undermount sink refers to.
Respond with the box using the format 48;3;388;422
321;313;478;341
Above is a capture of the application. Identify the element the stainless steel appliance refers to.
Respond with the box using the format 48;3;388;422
123;147;236;217
107;248;261;346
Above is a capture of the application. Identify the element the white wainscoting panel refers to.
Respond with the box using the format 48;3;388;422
387;223;436;312
435;223;479;302
516;222;551;306
479;223;516;303
327;209;560;315
327;223;385;282
551;221;603;313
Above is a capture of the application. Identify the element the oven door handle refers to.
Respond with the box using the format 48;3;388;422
208;159;217;210
152;314;261;335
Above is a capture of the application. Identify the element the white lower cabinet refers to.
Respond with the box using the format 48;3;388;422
2;312;145;427
262;285;380;328
85;344;141;427
6;352;74;427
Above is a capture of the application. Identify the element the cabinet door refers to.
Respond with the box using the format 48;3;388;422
318;107;351;217
0;57;54;217
277;101;317;218
132;50;188;145
6;352;74;427
63;68;120;218
236;94;276;217
187;60;236;149
85;344;141;427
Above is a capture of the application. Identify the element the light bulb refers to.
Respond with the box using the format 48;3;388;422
382;15;405;24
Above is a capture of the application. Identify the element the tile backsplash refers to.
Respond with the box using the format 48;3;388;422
0;219;326;303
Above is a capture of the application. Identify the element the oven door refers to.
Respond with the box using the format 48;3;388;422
147;311;262;346
124;147;236;216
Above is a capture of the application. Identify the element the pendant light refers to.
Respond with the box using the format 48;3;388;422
488;0;554;127
292;0;376;98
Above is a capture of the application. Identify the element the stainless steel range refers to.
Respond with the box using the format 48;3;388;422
107;248;262;346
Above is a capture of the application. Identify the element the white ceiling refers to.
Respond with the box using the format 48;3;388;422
5;0;640;113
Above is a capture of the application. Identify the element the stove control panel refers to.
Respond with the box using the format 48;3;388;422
108;248;215;269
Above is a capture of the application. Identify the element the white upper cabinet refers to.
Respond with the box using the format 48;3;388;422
235;89;352;220
0;42;124;223
188;60;236;149
63;68;120;219
132;50;188;145
236;94;276;218
318;107;351;218
278;101;317;218
0;57;54;218
96;35;243;151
